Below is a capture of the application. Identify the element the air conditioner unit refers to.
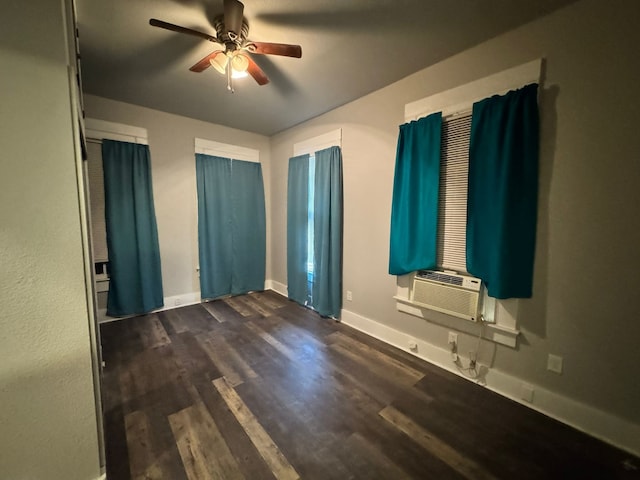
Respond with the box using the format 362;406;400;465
411;270;482;322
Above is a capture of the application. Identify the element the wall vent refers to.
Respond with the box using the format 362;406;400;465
412;270;482;321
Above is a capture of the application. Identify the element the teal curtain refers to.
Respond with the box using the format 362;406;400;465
467;83;539;299
311;146;343;318
230;160;266;294
287;154;310;305
196;154;266;299
389;112;442;275
196;154;232;299
102;139;163;316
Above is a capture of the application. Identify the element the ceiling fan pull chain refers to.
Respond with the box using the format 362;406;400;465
227;61;234;93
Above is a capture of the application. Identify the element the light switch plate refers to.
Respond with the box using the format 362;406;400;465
547;354;563;374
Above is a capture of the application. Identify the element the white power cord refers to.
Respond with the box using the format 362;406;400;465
454;318;485;380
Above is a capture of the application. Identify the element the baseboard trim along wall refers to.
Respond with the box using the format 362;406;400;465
96;281;289;324
340;308;640;457
97;292;202;324
266;280;288;298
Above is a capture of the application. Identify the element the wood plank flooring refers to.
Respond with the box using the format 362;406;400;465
100;291;639;479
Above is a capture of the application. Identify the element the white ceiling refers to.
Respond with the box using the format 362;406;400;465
76;0;577;136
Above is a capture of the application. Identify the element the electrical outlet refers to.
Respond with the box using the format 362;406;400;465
448;332;458;345
520;383;535;403
174;298;182;306
547;354;563;374
346;290;353;301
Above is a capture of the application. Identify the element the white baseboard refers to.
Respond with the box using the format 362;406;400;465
266;279;288;297
96;283;289;324
97;291;201;324
341;308;640;457
94;473;106;480
163;292;201;310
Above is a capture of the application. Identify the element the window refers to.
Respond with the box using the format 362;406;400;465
395;59;542;347
437;113;471;273
289;130;343;318
306;154;316;301
85;140;109;268
84;118;149;286
293;129;342;306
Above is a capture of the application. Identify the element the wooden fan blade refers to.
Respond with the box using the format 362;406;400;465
246;42;302;58
224;0;244;39
246;56;269;85
189;50;223;72
149;18;218;43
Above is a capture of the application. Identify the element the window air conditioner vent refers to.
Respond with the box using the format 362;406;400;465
417;270;464;286
412;270;482;322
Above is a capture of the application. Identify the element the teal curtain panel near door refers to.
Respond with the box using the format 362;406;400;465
312;146;343;318
196;154;233;299
286;154;311;306
287;147;343;318
229;160;267;295
102;139;164;316
196;154;266;300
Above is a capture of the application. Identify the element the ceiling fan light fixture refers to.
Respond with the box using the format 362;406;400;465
209;51;228;74
231;69;249;79
230;53;249;73
149;1;300;89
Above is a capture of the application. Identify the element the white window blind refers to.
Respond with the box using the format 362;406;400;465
437;113;471;273
86;141;109;263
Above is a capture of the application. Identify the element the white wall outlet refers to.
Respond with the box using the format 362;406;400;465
520;383;535;403
408;340;418;351
174;298;182;306
346;290;353;301
448;332;458;345
547;354;563;374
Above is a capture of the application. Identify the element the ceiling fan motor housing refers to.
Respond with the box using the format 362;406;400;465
214;15;249;48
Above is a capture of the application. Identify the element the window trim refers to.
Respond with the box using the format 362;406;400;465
85;118;148;144
405;59;542;122
195;137;260;163
293;128;342;157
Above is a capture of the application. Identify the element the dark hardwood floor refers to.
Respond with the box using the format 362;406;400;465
100;291;639;479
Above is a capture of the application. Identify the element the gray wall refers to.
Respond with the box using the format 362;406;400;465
270;0;640;430
83;0;639;456
83;95;272;300
0;0;101;478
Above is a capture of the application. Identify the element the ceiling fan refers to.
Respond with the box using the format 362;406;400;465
149;0;302;92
